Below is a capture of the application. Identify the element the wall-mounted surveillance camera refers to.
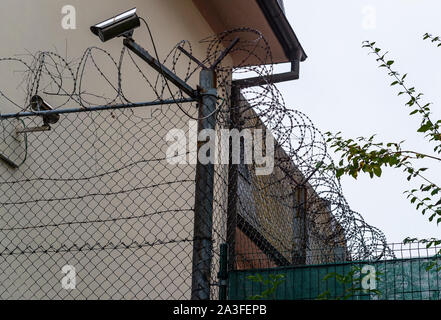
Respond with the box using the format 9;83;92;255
90;8;140;42
30;95;60;125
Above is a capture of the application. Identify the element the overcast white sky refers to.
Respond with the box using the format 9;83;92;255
279;0;441;243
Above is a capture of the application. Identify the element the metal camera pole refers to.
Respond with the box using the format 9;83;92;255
191;38;239;300
191;68;217;300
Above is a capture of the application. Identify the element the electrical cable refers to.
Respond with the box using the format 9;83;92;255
139;17;220;121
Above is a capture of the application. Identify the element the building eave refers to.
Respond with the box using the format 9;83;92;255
256;0;307;62
193;0;307;66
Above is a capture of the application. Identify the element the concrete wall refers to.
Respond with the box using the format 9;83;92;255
234;104;346;268
0;0;215;113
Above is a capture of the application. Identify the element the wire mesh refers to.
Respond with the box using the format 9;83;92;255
0;106;200;299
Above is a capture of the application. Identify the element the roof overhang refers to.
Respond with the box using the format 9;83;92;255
193;0;307;66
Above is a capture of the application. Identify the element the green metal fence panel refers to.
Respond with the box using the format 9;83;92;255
228;257;441;300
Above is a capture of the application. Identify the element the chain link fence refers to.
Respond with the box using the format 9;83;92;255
1;105;202;299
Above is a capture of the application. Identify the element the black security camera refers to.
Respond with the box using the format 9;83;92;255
30;95;60;125
90;8;140;42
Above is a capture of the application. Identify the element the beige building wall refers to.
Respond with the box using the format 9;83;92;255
235;105;346;268
0;0;231;299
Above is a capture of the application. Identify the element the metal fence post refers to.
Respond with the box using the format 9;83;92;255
191;68;217;300
218;243;229;300
292;186;308;265
226;85;240;272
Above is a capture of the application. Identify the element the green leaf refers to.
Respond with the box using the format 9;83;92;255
373;166;382;177
418;123;432;133
322;273;337;281
336;168;345;179
317;291;331;300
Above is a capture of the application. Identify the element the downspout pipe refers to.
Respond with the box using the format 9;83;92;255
256;0;307;62
232;60;299;89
